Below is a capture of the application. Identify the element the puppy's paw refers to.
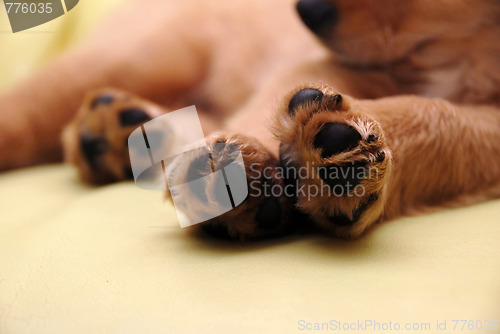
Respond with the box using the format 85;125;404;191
274;84;392;238
63;88;164;184
166;133;297;241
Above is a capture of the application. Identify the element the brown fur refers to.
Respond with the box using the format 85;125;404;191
276;85;500;237
1;0;500;238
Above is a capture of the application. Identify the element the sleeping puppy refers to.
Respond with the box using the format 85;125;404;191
2;0;500;239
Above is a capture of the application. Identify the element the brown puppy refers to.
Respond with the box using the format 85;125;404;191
3;0;500;239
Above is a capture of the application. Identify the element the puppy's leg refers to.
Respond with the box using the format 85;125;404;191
275;84;500;238
0;0;211;171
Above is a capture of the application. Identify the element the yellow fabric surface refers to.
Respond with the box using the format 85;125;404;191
0;165;499;333
1;1;500;333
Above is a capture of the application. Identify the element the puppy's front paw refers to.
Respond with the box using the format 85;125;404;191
274;84;392;238
63;88;164;184
166;133;297;241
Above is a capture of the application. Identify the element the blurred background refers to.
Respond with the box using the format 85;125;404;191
1;3;499;334
0;0;124;92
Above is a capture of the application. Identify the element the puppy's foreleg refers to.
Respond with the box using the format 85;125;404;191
0;0;210;170
275;90;500;237
364;97;500;219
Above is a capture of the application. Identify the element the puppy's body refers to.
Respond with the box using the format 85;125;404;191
0;0;322;168
2;0;500;238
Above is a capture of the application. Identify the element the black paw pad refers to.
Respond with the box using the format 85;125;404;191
80;134;108;168
318;160;368;191
91;94;114;109
256;196;282;230
119;108;151;127
288;88;323;116
313;123;361;158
